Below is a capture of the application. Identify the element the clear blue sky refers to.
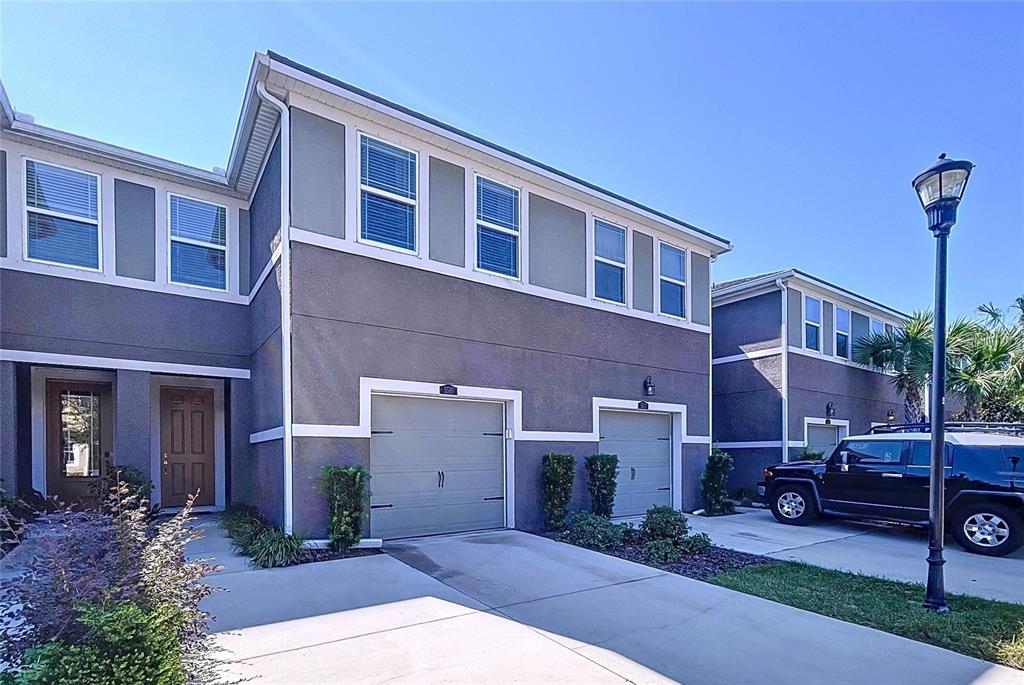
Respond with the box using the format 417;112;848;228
2;2;1020;318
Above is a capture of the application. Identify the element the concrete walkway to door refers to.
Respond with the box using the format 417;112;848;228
201;528;1021;684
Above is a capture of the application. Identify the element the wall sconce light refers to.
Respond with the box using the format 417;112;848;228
886;409;896;425
825;401;836;425
643;375;656;397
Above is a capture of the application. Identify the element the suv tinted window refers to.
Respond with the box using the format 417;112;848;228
909;441;953;467
846;440;906;464
952;446;1008;472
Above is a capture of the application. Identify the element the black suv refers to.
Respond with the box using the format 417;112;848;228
758;423;1024;556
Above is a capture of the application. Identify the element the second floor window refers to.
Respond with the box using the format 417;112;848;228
835;306;851;358
169;195;227;290
360;135;417;252
871;318;885;336
805;296;822;351
594;220;626;304
659;243;686;318
25;160;100;270
476;176;520;278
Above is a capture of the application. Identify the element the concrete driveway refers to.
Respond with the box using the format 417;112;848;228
684;508;1024;604
202;527;1022;684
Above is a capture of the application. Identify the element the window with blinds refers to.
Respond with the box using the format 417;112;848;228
25;160;101;270
476;176;520;278
659;243;686;318
594;219;626;304
360;135;418;252
169;194;227;290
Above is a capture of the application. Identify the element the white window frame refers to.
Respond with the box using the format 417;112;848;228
592;217;628;306
870;318;886;336
474;173;521;281
167;193;229;292
23;157;103;272
357;132;419;256
656;241;687;320
835;305;851;359
804;295;822;351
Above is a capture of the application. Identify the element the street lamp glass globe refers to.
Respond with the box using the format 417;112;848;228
913;155;974;209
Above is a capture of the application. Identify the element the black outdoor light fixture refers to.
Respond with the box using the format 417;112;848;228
643;375;656;397
886;409;896;425
824;402;836;425
913;153;974;614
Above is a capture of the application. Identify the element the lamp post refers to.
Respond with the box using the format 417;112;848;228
912;153;974;613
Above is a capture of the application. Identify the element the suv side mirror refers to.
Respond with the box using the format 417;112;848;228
839;450;850;472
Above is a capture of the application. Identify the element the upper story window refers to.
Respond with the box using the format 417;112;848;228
594;219;626;304
659;243;686;318
169;194;227;290
25;159;101;270
476;176;520;278
804;295;822;351
835;306;851;358
871;318;885;336
359;135;418;253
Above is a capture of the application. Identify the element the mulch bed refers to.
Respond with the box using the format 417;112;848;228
292;547;381;565
604;543;778;581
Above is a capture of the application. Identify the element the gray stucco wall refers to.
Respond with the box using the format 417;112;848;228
690;253;711;326
1;150;7;258
114;369;151;475
527;193;586;297
289;244;710;434
248;439;285;525
786;287;803;346
238;209;251;296
428;157;465;267
227;378;252;509
632;232;654;312
712;355;783;442
0;270;249;368
711;290;782;358
292;436;368;536
113;179;156;281
722;446;784;496
249;134;281;291
248;263;283;432
787;352;903;442
291;108;345;240
0;361;16;493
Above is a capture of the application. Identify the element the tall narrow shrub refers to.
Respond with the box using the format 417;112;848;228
316;465;370;551
541;453;576;530
585;454;619;518
701;448;735;516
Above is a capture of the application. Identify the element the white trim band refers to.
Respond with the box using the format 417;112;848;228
249;426;285;443
1;349;250;379
711;347;783;365
714;441;784;449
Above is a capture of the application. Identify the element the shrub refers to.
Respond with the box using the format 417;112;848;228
246;527;308;569
316;465;370;551
585;454;619;518
90;464;153;508
639;506;690;545
701;449;735;516
643;539;682;565
561;512;626;551
677;532;712;555
797;447;825;461
541;453;576;530
220;503;268;552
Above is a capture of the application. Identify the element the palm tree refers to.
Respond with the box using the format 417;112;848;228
947;322;1022;420
853;312;933;423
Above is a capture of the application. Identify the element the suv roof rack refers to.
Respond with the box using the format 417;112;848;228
869;422;1024;436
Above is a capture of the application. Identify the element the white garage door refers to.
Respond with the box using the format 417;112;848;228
370;395;505;540
806;424;841;458
599;410;672;518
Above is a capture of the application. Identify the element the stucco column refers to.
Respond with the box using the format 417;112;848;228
114;369;152;477
0;361;18;495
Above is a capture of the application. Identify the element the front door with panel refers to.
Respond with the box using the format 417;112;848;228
822;439;909;516
46;380;113;506
160;387;215;507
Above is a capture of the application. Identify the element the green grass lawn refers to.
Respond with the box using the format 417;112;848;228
711;562;1024;670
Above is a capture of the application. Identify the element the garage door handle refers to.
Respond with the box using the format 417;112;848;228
630;466;636;480
441;470;445;488
438;471;442;488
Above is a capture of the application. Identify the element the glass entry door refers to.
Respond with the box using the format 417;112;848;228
45;379;113;506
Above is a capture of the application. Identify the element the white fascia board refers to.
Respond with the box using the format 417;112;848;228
225;55;268;186
783;273;908;323
0;79;14;126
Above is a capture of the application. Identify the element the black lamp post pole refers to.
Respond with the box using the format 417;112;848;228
924;221;950;613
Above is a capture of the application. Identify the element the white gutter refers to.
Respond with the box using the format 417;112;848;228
255;81;294;534
776;277;790;463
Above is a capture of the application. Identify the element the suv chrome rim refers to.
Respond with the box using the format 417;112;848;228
778;492;806;519
963;513;1010;548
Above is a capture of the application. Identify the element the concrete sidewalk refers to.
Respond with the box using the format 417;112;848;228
683;508;1024;604
202;529;1022;684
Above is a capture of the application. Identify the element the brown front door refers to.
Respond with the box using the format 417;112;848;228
160;387;215;507
46;380;113;507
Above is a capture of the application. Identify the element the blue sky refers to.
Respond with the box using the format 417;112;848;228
2;2;1020;318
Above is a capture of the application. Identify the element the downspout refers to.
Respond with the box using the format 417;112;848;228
255;81;294;534
776;277;789;463
708;255;718;455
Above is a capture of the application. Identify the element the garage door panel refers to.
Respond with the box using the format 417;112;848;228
599;410;672;518
441;499;505;533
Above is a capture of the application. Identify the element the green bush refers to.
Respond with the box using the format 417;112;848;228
639;505;690;545
678;532;712;555
2;602;186;685
90;464;153;507
219;503;267;552
541;453;576;530
585;454;619;518
643;539;682;565
797;447;825;461
701;449;735;516
247;527;308;568
316;465;370;551
561;511;626;551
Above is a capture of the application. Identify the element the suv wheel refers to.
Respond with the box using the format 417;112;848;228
769;484;818;526
951;503;1022;557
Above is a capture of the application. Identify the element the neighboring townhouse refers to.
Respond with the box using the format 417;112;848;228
0;52;732;542
711;270;906;493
